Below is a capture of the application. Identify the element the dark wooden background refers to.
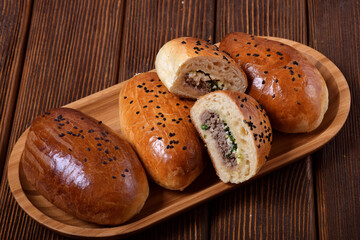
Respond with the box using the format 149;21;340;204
0;0;359;239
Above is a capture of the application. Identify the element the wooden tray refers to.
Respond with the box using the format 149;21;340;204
8;37;351;238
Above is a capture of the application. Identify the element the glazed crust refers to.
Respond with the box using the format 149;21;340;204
21;108;149;225
155;37;247;99
119;72;207;190
220;32;328;133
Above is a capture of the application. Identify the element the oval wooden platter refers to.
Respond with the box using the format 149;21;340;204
8;37;351;238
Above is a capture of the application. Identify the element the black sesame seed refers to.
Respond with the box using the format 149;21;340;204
214;52;218;55
264;71;268;74
293;61;298;65
108;157;113;161
157;122;161;125
45;112;50;115
124;96;127;99
98;121;102;124
162;124;165;127
151;127;154;131
183;146;187;150
156;106;160;109
157;137;162;140
58;133;65;137
129;100;133;104
98;148;102;151
262;80;265;84
297;101;301;105
236;53;239;57
247;42;251;45
280;43;284;46
121;174;125;177
137;85;143;88
195;51;199;54
184;106;188;109
246;53;251;56
125;169;129;172
258;144;261;148
240;104;244;108
272;94;275;98
112;176;116;179
253;54;260;57
84;158;87;162
276;52;283;56
97;143;102;146
68;148;72;151
290;70;294;75
254;44;258;47
292;77;295;81
267;54;271;57
136;111;140;114
181;41;186;44
298;74;302;78
88;148;91;151
280;57;284;60
267;48;270;51
155;95;159;97
275;79;279;83
103;161;107;165
143;105;147;108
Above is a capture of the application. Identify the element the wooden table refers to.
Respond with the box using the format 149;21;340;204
0;0;359;239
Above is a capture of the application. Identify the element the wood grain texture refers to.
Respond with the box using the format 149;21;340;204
0;0;125;239
210;159;316;239
118;0;215;239
0;0;32;178
118;0;215;82
6;38;350;238
308;0;360;239
214;0;316;238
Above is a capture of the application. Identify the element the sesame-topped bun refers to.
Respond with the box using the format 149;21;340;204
220;32;328;133
155;37;248;99
119;71;207;191
21;108;149;225
191;91;272;184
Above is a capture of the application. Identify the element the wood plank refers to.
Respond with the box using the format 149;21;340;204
0;0;32;178
118;0;215;239
308;0;360;239
212;0;317;238
0;0;125;239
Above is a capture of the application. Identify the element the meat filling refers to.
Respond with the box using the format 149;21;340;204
200;110;237;168
184;70;223;93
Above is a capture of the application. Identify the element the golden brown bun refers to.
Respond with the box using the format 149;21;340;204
119;71;207;191
155;37;247;99
21;108;149;225
191;91;271;183
220;32;328;133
